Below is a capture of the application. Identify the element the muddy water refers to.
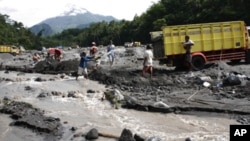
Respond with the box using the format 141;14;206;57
0;71;238;141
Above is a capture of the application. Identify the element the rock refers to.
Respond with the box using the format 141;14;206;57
70;126;78;132
37;92;49;98
146;136;162;141
178;77;187;84
67;91;78;98
119;128;135;141
51;91;63;96
195;76;212;85
104;89;125;106
60;73;66;79
0;100;63;138
114;89;124;101
125;96;138;108
223;73;242;86
203;82;211;87
185;137;192;141
134;133;146;141
153;101;169;108
85;128;99;140
35;77;44;82
87;89;95;93
25;86;32;91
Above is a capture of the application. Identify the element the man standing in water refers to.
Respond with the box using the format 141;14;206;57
183;35;194;73
142;44;154;79
76;51;94;80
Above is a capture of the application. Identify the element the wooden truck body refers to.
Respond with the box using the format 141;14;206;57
0;45;20;56
151;21;250;70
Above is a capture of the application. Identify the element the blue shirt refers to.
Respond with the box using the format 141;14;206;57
79;56;93;68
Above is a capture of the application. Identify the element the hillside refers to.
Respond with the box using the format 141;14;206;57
29;7;117;36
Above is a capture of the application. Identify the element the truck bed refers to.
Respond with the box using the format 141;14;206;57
160;21;247;57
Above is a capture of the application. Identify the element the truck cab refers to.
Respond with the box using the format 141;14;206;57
11;46;20;55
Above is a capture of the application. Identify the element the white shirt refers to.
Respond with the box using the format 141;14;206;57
107;44;115;56
143;49;153;66
183;40;194;46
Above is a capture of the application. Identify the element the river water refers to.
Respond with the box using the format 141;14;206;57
0;69;237;141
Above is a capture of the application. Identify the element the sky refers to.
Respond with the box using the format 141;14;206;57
0;0;159;27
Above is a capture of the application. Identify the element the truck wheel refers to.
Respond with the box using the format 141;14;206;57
245;51;250;64
230;59;241;64
12;52;17;56
192;56;205;70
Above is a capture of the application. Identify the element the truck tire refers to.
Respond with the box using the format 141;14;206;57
245;51;250;64
230;59;241;64
192;56;205;70
12;52;17;56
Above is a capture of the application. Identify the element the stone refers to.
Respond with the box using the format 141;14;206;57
118;128;135;141
185;137;192;141
85;128;99;140
134;133;146;141
146;136;162;141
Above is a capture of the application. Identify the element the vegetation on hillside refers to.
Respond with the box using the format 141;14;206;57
1;0;250;49
0;14;40;49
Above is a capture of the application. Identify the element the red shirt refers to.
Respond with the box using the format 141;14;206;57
90;46;98;55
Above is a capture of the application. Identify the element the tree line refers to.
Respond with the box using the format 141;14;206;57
1;0;250;49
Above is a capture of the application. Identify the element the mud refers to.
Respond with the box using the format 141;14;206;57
1;47;250;140
0;98;64;141
3;49;250;118
15;65;250;110
88;65;250;122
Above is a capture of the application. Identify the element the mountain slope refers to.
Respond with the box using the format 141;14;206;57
29;23;54;37
29;6;118;37
42;12;116;33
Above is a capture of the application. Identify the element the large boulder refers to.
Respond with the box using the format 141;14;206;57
85;128;99;140
119;128;135;141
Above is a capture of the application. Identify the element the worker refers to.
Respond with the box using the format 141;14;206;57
32;53;40;63
76;51;94;80
107;40;115;68
183;35;194;73
89;42;100;69
142;44;154;79
54;48;62;62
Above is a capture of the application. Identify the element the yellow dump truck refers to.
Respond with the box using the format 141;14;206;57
0;45;20;56
150;21;250;70
133;41;141;47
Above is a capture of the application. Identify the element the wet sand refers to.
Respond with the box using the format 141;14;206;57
1;46;250;140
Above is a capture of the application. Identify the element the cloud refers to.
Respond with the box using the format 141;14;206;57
0;6;17;14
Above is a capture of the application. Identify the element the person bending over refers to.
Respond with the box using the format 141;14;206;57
76;51;94;80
